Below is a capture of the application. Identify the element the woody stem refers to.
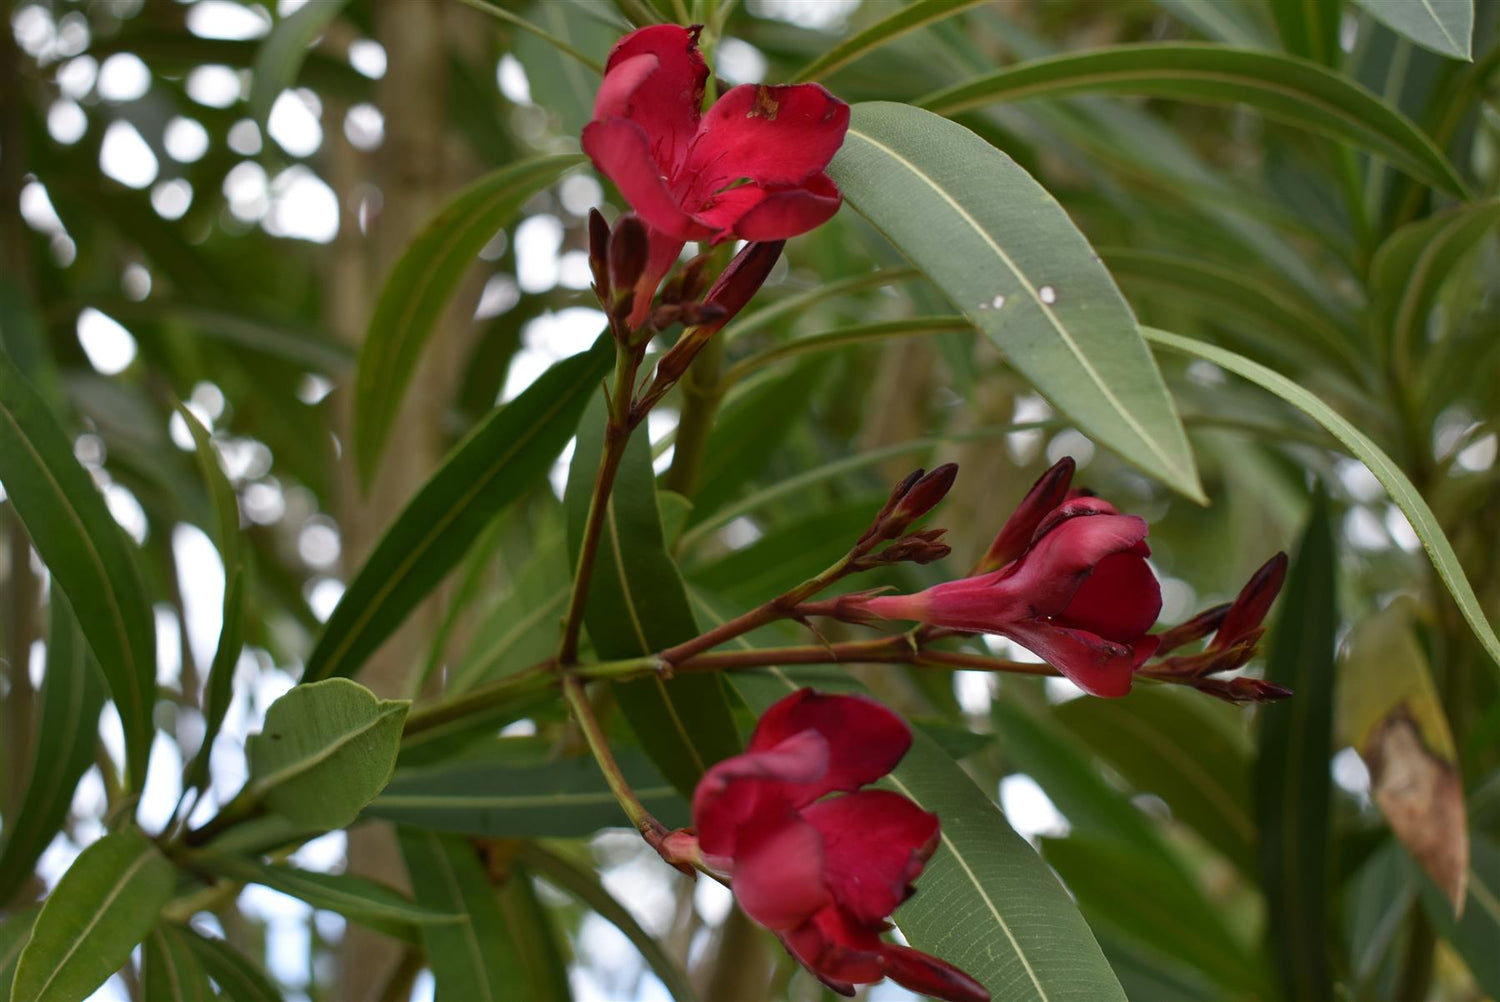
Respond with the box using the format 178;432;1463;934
561;674;667;839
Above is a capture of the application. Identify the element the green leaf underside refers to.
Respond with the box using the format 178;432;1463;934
142;923;213;1002
0;350;156;790
353;154;584;483
12;830;176;1002
307;335;612;682
917;44;1467;196
565;394;741;796
1145;327;1500;673
1353;0;1473;60
0;908;40;996
184;932;285;1002
247;678;409;830
827;102;1202;500
791;0;990;82
367;740;688;836
1255;494;1338;1002
0;592;106;902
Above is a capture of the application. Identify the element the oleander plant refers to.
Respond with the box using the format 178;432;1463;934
1;0;1498;1000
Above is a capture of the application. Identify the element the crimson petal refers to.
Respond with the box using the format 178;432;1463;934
681;83;850;198
731;812;829;931
598;24;707;172
746;690;911;805
882;944;992;1002
1057;550;1162;641
1004;621;1156;698
582;119;712;242
998;510;1150;617
693;728;829;857
801;790;939;924
727;173;843;241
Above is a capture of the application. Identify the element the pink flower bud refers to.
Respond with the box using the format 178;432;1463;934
975;458;1075;573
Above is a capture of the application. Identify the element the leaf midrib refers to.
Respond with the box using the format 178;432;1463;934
249;705;402;796
28;844;156;999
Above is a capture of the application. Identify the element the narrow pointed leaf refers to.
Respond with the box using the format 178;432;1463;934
1254;493;1337;1002
354;154;585;483
791;0;989;82
1268;0;1341;62
0;349;155;790
249;0;353;126
917;44;1467;196
184;933;284;1002
1354;0;1472;60
565;395;741;796
1144;326;1500;672
247;678;409;830
12;830;176;1002
308;336;611;682
142;923;213;1002
0;592;106;902
0;908;39;994
827;102;1202;499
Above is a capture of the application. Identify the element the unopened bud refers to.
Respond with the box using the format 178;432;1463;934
1213;552;1288;650
878;530;951;566
699;240;784;335
1154;602;1231;656
1190;676;1293;704
667;301;729;330
867;464;957;543
976;457;1075;572
608;213;649;295
588;208;610;297
660;253;712;306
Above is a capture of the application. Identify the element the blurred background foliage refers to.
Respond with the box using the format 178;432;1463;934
0;0;1498;1000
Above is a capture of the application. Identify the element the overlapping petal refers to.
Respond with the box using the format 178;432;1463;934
746;689;911;803
802;790;938;924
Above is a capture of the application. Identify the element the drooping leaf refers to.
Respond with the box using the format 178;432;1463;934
1254;492;1337;1002
1145;326;1500;673
141;923;214;1002
367;738;687;836
246;678;409;830
1354;0;1473;60
353;154;585;483
917;45;1468;196
1341;598;1467;909
827;102;1202;499
790;0;990;82
565;394;741;796
0;592;106;902
0;349;155;791
249;0;353;127
184;932;285;1002
12;830;176;1002
306;336;611;682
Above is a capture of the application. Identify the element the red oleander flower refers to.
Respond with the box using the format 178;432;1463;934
582;24;849;327
685;689;988;1002
858;459;1162;697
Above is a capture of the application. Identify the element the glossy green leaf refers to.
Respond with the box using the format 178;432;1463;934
12;830;176;1002
0;592;106;903
1372;199;1500;363
249;0;352;126
518;843;698;1002
354;154;584;483
1145;326;1500;672
827;102;1202;499
1421;833;1500;999
0;349;155;791
791;0;989;82
396;828;531;1002
728;664;1127;1002
367;738;687;836
1354;0;1473;59
247;678;409;830
0;908;39;996
141;923;213;1002
307;336;611;682
565;395;741;796
449;533;569;693
184;932;284;1002
1054;686;1256;874
195;854;458;939
175;405;247;803
917;44;1468;196
1254;492;1337;1002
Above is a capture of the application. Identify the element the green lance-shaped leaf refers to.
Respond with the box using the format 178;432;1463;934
727;666;1127;1002
827;102;1202;500
246;678;409;830
142;923;213;1002
12;829;176;1002
1371;199;1500;365
0;349;156;791
365;738;688;836
396;829;533;1002
564;394;741;796
1053;686;1256;875
1267;0;1341;63
1421;834;1500;999
354;154;585;484
0;907;39;994
249;0;352;127
183;932;284;1002
1254;492;1338;1002
175;405;247;802
917;44;1468;196
1144;326;1500;673
0;592;106;902
1341;598;1468;910
1354;0;1473;60
307;335;611;682
194;853;459;940
511;1;612;134
790;0;990;82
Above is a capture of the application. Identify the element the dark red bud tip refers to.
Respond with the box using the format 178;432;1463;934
588;208;611;297
608;213;650;294
701;240;784;333
977;456;1076;572
1192;676;1293;704
893;463;958;523
1215;552;1288;649
1154;602;1231;656
661;253;712;306
883;944;991;1002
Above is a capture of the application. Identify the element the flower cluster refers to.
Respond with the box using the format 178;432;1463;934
667;689;989;1002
